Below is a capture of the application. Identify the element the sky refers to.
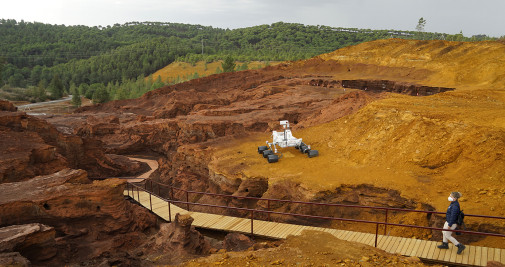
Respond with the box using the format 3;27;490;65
1;0;504;37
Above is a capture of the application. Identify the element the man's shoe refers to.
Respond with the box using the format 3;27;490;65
437;242;449;249
457;244;466;254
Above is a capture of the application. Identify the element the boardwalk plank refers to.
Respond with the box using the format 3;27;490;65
405;238;419;256
251;220;272;235
224;217;250;232
274;224;294;239
416;240;429;258
265;222;281;237
230;219;251;233
450;244;458;263
392;238;407;254
431;242;442;261
377;235;393;250
480;247;488;266
499;248;505;264
345;231;359;242
260;222;282;237
267;223;288;238
437;241;449;261
326;229;340;239
363;233;377;247
294;226;310;236
444;244;455;263
460;245;471;265
495;248;502;263
353;232;366;243
211;216;236;229
423;241;436;261
474;246;482;267
487;248;495;266
385;236;401;253
282;225;303;238
465;245;475;265
399;238;414;255
201;215;226;228
407;239;421;257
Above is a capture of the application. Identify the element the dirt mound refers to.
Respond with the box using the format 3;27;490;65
317;39;505;89
183;230;433;266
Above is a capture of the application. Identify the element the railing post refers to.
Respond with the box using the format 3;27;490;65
375;223;379;247
136;186;140;201
267;200;271;221
126;183;130;197
186;191;190;211
384;209;389;235
250;210;254;239
149;191;152;211
168;201;172;222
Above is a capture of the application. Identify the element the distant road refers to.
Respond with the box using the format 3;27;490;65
17;95;73;109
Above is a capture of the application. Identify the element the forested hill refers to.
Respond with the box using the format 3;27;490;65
0;19;495;103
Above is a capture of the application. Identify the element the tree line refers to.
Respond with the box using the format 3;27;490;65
0;19;498;104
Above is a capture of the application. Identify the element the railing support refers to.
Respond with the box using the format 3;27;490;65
149;192;152;211
384;209;389;235
250;210;254;239
168;201;172;222
375;223;379;247
136;186;140;201
186;191;190;211
267;200;271;221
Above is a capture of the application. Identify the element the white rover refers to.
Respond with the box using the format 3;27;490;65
258;120;319;163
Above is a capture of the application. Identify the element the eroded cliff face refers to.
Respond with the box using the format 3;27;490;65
0;109;148;181
0;169;157;265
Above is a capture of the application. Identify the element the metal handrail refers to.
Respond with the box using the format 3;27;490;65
140;178;505;220
125;181;505;249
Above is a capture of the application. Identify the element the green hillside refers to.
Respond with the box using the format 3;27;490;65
0;19;496;103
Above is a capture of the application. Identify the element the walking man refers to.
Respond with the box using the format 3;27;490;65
437;192;466;254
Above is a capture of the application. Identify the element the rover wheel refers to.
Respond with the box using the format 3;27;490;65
267;154;279;163
258;146;268;154
308;150;319;158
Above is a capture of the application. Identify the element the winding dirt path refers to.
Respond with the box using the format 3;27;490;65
125;157;159;183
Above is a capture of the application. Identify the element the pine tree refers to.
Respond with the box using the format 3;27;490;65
48;74;64;99
221;56;236;73
71;87;81;107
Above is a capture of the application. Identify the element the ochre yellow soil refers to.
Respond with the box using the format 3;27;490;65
151;60;280;83
209;40;505;247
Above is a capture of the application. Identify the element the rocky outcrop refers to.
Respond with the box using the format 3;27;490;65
145;213;211;256
222;233;254;252
0;99;17;112
0;169;156;238
0;252;30;267
0;109;147;181
0;223;56;262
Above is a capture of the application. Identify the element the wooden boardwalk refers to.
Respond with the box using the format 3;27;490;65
125;189;505;266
